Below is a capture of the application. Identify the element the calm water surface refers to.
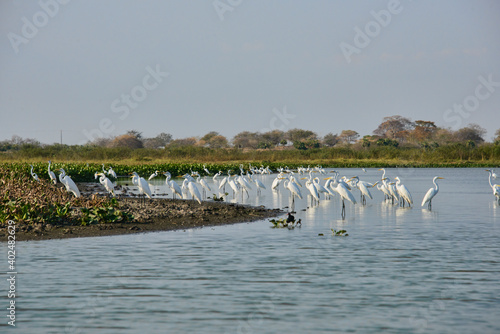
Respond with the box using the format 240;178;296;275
2;168;500;333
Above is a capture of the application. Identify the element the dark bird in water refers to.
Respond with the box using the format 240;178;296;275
296;219;302;226
286;212;295;224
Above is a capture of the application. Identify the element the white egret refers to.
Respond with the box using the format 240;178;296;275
213;171;222;182
107;167;117;179
249;173;266;195
394;177;413;207
203;164;211;175
283;177;303;203
130;172;152;202
30;165;40;182
378;169;391;200
184;177;202;204
271;173;283;191
329;181;356;218
486;170;500;204
218;174;228;192
349;176;373;205
57;168;81;197
48;161;57;184
148;170;159;181
235;175;252;198
163;172;183;199
304;178;320;203
387;181;400;203
96;172;115;197
226;170;240;196
196;174;212;198
421;177;444;209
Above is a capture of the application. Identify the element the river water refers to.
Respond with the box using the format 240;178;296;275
2;168;500;333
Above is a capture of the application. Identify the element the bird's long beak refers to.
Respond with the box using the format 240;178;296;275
324;177;332;180
438;177;445;179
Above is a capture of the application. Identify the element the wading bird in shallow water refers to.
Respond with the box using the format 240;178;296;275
57;168;81;197
394;177;413;207
421;177;444;210
48;161;57;184
30;165;40;182
486;170;500;204
183;175;202;204
148;170;159;181
164;172;183;199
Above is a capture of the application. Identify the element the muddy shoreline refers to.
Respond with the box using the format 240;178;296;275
6;183;283;241
9;198;282;241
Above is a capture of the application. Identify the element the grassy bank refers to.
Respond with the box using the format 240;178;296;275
1;143;499;166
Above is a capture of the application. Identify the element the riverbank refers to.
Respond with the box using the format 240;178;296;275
8;197;282;241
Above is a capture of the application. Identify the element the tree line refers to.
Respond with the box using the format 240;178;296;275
1;115;499;152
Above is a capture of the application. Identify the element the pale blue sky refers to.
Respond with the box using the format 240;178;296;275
1;0;499;144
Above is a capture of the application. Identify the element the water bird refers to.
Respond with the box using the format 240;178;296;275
183;175;202;204
148;170;159;181
130;172;152;203
57;168;81;197
164;172;183;199
286;212;295;224
95;172;115;197
421;176;444;209
394;176;413;207
485;170;500;204
349;176;373;205
48;161;57;184
30;165;40;182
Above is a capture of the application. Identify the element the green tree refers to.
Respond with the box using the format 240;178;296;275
322;133;339;147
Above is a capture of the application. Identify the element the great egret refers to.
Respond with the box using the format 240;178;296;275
421;177;444;209
107;167;117;179
196;174;212;198
249;173;266;195
203;164;211;175
183;177;202;204
130;172;152;203
302;177;320;204
378;169;391;200
394;177;413;207
486;170;500;204
350;176;373;205
48;161;57;184
235;175;251;198
218;174;228;192
95;172;115;197
329;180;356;218
225;170;240;196
281;176;303;202
148;170;159;181
30;165;40;182
58;168;80;197
163;172;183;199
271;173;283;190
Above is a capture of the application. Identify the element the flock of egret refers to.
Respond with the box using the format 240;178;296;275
28;162;500;215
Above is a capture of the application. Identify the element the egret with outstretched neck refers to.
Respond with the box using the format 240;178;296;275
421;177;444;209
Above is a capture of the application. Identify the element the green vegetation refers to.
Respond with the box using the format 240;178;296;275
331;229;349;237
0;117;499;167
0;165;133;225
